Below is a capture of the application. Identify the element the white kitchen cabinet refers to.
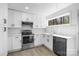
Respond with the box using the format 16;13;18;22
34;34;53;50
40;16;47;28
13;35;21;50
8;34;21;52
14;11;22;28
8;9;22;28
33;16;47;28
8;10;14;27
22;13;33;22
34;34;43;46
8;10;47;28
34;35;40;46
33;16;42;28
40;35;44;44
44;35;53;51
8;36;13;51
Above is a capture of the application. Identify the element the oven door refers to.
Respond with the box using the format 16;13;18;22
22;35;34;50
22;35;34;44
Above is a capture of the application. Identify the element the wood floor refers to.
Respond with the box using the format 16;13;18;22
8;46;56;56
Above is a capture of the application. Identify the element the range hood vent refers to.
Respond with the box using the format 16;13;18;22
22;21;33;26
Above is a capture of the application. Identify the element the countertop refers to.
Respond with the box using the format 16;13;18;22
34;33;51;35
34;33;72;39
53;34;72;39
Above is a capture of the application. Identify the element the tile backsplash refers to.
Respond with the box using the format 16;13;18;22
46;25;77;37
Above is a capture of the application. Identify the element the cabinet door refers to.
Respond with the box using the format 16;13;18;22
41;16;47;28
8;10;22;28
44;35;53;51
34;35;39;46
14;11;22;27
33;16;40;28
8;37;13;51
8;10;14;27
41;34;45;44
39;35;44;45
47;35;53;50
22;13;32;22
34;35;41;46
13;35;21;50
33;16;44;28
44;35;48;47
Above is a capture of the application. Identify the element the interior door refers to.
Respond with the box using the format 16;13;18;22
0;26;4;55
0;3;8;56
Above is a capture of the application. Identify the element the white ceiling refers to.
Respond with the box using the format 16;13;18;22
8;3;73;16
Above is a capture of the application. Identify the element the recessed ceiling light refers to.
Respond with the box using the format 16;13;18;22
25;6;29;10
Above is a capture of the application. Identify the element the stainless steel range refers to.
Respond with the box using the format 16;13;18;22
22;30;34;50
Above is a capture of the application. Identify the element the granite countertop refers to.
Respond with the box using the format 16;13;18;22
34;33;51;35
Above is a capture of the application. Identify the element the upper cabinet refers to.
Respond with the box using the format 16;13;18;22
8;9;47;28
14;11;22;28
8;9;22;28
33;16;41;28
33;15;47;28
8;10;14;27
22;13;33;22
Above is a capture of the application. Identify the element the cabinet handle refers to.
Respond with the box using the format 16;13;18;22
47;39;49;42
4;18;7;24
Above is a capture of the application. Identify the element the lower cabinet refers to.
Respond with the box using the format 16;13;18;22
13;35;21;50
8;34;21;52
34;34;53;51
8;36;13;51
44;35;53;51
34;35;43;46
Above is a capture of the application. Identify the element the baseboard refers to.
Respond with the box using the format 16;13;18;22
33;44;44;48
